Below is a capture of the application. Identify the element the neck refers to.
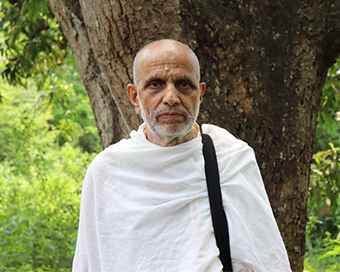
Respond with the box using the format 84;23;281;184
144;127;198;147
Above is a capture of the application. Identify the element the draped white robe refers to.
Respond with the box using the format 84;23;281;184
72;124;291;272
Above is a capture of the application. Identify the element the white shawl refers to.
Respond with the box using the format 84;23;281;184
72;124;291;272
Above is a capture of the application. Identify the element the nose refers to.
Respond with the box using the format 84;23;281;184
162;83;180;106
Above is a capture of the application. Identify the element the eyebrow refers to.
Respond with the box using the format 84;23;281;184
146;76;163;83
144;77;164;87
144;74;198;88
177;76;198;87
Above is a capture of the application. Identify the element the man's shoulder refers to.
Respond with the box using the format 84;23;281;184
201;124;249;150
89;138;133;167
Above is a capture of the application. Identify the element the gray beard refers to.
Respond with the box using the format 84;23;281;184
139;101;199;139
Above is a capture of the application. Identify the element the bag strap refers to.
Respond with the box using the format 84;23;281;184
202;133;233;272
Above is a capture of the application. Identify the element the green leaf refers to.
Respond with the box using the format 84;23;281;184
317;245;340;260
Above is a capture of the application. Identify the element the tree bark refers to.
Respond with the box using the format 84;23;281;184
47;0;132;147
47;0;340;271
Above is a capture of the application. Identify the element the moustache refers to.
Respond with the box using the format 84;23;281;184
155;106;191;119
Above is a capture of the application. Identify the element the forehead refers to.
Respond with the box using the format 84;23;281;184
137;45;199;81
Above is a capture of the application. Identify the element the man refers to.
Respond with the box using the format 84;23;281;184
72;39;291;271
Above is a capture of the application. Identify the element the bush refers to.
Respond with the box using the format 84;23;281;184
304;217;340;272
0;81;95;271
305;58;340;271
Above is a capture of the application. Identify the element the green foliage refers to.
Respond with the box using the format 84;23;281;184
318;233;340;261
0;0;67;85
306;58;340;271
41;54;101;153
308;57;340;219
0;81;96;270
0;6;101;268
309;144;340;215
0;53;101;156
0;0;100;152
314;58;340;152
305;219;340;271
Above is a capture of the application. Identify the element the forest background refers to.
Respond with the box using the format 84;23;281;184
0;1;340;271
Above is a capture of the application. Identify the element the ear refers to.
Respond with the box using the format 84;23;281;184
199;82;206;103
126;84;141;114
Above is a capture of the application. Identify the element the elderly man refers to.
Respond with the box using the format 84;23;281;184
72;39;291;271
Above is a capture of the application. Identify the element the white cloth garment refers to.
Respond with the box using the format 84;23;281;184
72;123;291;272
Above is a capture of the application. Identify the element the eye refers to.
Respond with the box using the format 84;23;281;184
148;80;163;89
177;80;192;90
179;81;189;88
150;82;160;88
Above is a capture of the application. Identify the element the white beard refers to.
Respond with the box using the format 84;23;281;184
138;97;200;139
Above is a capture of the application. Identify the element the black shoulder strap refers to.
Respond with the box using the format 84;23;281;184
202;133;233;272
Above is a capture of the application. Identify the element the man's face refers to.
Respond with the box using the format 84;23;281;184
130;43;205;142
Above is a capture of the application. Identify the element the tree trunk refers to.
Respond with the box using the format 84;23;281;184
47;0;340;270
46;0;133;147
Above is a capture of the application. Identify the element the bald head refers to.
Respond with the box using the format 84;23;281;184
133;39;201;86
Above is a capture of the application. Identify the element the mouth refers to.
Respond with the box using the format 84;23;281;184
157;111;186;121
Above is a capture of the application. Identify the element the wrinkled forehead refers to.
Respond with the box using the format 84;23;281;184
137;44;200;80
